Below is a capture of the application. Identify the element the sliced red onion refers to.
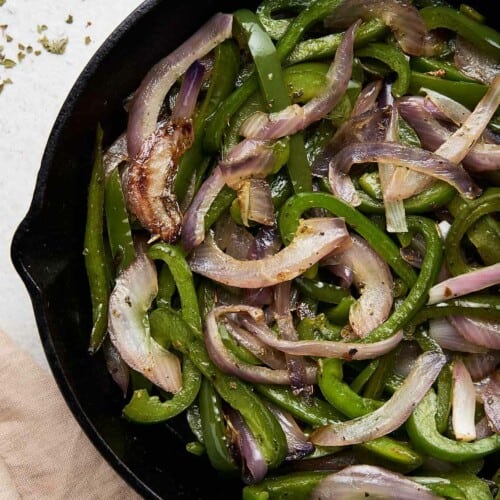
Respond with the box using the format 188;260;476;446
238;178;275;227
239;21;359;140
264;401;314;461
323;234;393;338
432;75;500;166
214;215;256;261
241;310;403;361
325;0;442;56
204;306;317;385
377;84;407;232
480;371;500;433
428;318;488;353
171;61;205;120
226;407;268;484
313;107;392;178
400;246;423;269
464;351;500;382
127;13;232;157
448;316;500;351
428;263;500;305
310;351;446;446
352;80;383;116
421;89;471;126
108;253;182;393
328;141;481;206
103;337;129;398
311;465;439;500
126;118;194;242
325;264;354;289
398;96;500;173
274;281;313;397
189;218;351;288
455;36;500;86
451;359;477;442
103;133;128;179
182;139;277;251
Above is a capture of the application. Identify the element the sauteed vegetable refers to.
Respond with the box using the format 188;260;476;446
84;0;500;497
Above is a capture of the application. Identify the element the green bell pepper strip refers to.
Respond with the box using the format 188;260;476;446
409;71;487;109
234;9;291;112
84;126;111;353
357;182;456;215
255;384;343;427
242;471;330;500
350;359;380;394
445;188;500;276
362;352;395;400
410;57;478;83
186;441;205;456
286;19;387;65
122;356;201;424
435;362;452;434
270;169;294;209
318;359;383;418
257;0;317;40
354;43;410;97
147;243;201;333
439;472;493;500
447;191;500;268
420;6;500;60
186;403;204;443
296;314;343;341
204;185;237;231
406;390;500;462
411;477;466;499
278;192;417;287
104;168;135;274
175;40;240;202
325;296;356;325
156;264;176;308
168;316;288;468
199;377;237;472
295;276;351;304
359;171;383;200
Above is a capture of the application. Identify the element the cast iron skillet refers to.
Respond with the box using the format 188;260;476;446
10;0;498;498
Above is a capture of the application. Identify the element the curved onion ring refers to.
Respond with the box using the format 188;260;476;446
108;253;182;393
328;141;481;206
323;234;393;338
236;306;403;361
310;351;446;446
189;218;351;288
205;306;317;385
311;465;439;500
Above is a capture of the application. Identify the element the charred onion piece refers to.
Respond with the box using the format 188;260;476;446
127;13;233;156
108;253;182;393
126;119;194;242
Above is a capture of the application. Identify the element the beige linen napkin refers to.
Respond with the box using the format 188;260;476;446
0;330;142;500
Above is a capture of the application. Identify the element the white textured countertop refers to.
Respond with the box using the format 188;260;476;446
0;0;142;369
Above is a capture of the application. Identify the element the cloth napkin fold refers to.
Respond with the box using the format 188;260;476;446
0;330;142;500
